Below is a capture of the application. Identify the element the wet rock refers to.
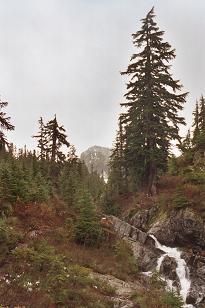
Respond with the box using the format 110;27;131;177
159;256;178;282
181;249;205;306
186;292;197;305
130;206;158;232
108;215;148;244
149;208;205;249
128;239;160;271
105;215;161;272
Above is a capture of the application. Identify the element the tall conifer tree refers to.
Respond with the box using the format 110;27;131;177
198;95;205;132
118;7;187;194
109;114;127;194
192;101;200;146
45;115;70;162
0;100;14;150
33;117;47;160
196;95;205;153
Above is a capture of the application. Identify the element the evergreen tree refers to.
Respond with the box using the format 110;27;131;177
198;95;205;132
0;100;14;150
74;190;103;246
67;144;78;164
33;117;47;160
192;96;205;153
44;115;70;162
109;114;127;194
179;129;192;153
192;101;200;146
118;7;187;195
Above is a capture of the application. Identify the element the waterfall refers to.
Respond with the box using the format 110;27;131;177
149;235;194;308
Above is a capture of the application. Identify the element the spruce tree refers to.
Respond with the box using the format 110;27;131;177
196;95;205;152
109;114;127;194
74;190;103;247
32;117;47;160
0;100;14;150
198;95;205;132
44;115;70;162
179;129;192;154
118;7;187;194
192;101;200;146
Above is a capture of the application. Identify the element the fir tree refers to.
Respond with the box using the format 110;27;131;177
0;100;14;150
109;114;127;194
74;190;103;246
33;117;47;160
192;96;205;153
118;7;187;194
198;95;205;132
179;129;192;153
192;101;200;146
44;115;70;162
196;95;205;153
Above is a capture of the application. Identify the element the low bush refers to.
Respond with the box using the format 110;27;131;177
114;240;138;277
0;219;22;262
74;191;104;247
0;241;113;307
172;193;191;209
183;171;205;185
131;272;183;308
0;200;13;217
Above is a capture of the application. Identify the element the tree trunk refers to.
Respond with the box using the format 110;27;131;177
147;162;157;196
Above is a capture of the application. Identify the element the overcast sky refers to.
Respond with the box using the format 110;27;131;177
0;0;204;154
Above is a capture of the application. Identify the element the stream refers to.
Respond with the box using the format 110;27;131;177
149;235;194;308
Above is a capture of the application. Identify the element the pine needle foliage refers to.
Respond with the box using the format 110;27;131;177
111;7;187;195
0;100;14;150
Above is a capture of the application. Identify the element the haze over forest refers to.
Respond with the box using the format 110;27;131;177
0;0;205;153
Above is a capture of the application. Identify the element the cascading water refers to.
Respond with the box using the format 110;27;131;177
149;235;194;308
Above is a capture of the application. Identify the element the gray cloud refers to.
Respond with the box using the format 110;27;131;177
0;0;204;154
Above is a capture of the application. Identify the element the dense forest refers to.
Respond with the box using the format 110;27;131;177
0;7;205;308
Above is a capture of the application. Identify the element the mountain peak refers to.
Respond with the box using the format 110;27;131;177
80;146;111;180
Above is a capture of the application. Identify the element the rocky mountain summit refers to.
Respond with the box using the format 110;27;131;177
80;145;111;180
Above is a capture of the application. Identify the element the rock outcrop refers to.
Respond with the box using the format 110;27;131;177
109;215;148;244
147;208;205;306
90;272;139;308
130;206;158;232
182;251;205;306
149;208;205;249
105;209;205;306
81;145;111;179
106;215;161;271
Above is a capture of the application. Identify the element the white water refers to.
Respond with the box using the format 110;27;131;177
150;235;194;308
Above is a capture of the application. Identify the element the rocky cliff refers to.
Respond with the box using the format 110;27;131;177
80;145;111;180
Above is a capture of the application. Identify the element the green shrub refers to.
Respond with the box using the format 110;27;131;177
162;291;184;307
0;160;51;203
94;278;116;296
0;200;13;217
131;272;183;308
114;240;138;276
3;241;112;307
172;193;190;209
0;219;22;262
74;191;103;247
183;171;205;185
